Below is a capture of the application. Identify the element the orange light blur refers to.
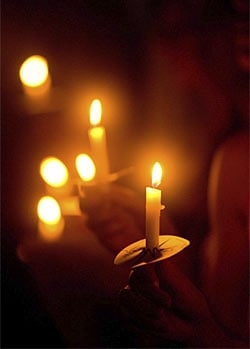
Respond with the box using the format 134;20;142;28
75;153;96;181
37;196;64;242
37;196;61;225
38;219;64;242
89;99;102;126
19;55;49;87
40;157;69;187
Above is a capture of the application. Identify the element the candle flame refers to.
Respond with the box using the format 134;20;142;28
19;55;49;87
152;162;162;187
37;196;61;225
89;99;102;126
75;153;96;181
40;157;69;187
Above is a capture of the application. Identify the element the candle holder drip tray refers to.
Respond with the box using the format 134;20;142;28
114;235;190;269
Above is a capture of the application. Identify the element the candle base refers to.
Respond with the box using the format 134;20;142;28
114;235;190;269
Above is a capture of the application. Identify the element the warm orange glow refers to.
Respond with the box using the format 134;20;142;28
152;162;162;188
75;153;96;181
38;218;64;242
19;55;49;87
37;196;61;225
89;99;102;126
40;157;69;187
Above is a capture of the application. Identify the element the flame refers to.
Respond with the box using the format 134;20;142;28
75;153;96;181
40;157;69;187
37;196;61;225
89;99;102;126
19;55;49;87
152;162;162;188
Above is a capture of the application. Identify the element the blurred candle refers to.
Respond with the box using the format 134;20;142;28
75;153;96;182
40;157;69;188
146;162;163;250
40;156;71;197
19;55;51;97
37;196;64;241
88;99;109;181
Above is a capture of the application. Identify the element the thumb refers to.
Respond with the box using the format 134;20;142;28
155;260;209;317
129;265;172;308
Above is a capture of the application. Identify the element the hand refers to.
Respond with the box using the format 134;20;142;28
119;260;245;347
80;183;146;254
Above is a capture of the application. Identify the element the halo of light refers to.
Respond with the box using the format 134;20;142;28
38;218;65;242
19;55;49;87
40;157;69;187
37;196;61;225
75;154;96;181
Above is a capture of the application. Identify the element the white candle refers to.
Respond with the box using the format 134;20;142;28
88;99;109;181
146;162;163;250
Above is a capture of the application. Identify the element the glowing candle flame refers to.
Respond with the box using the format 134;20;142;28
75;154;96;181
89;99;102;126
19;55;49;87
40;157;69;187
152;162;162;188
37;196;61;225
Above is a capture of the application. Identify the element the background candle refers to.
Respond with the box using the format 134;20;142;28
37;196;65;241
19;55;51;97
88;99;109;181
75;153;96;182
146;162;162;250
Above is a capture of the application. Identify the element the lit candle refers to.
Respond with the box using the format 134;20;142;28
37;196;64;241
75;153;96;182
40;157;69;188
19;55;51;97
40;156;71;197
88;99;109;181
146;162;163;250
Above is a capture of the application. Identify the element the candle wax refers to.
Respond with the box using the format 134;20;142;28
146;186;161;250
88;126;109;181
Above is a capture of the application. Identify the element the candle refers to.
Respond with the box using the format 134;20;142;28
75;153;96;182
146;162;163;250
19;55;51;97
40;157;69;188
88;99;109;181
40;156;72;197
37;196;64;241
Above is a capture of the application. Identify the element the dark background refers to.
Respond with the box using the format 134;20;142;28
1;0;248;348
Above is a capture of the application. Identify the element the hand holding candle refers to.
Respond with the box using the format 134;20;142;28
88;99;109;181
114;161;190;268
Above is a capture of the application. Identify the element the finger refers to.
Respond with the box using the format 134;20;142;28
129;266;172;308
155;260;209;317
147;309;192;343
119;286;162;319
120;287;191;343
